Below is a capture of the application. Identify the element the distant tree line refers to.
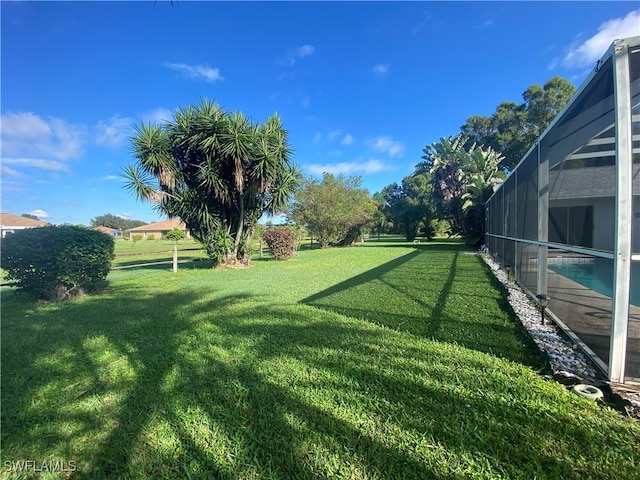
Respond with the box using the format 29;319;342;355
90;214;147;230
120;77;575;264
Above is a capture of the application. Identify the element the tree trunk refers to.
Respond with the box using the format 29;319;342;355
234;195;245;257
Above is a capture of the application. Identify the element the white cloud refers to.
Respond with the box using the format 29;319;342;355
1;165;23;177
314;130;353;145
296;45;315;58
117;213;132;220
28;209;50;219
277;44;315;66
95;115;132;147
1;112;51;138
163;62;224;82
327;129;342;141
411;12;434;35
140;107;173;124
102;175;120;181
372;64;390;77
2;157;71;173
0;112;86;163
306;159;391;176
367;136;405;157
561;10;640;68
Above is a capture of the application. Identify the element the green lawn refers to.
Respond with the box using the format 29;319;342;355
111;239;206;268
2;239;639;479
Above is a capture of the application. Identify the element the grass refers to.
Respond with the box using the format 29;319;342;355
2;238;639;479
111;239;206;268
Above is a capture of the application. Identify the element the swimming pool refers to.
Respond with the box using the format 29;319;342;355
548;260;640;307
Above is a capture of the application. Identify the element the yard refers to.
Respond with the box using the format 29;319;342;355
2;239;639;479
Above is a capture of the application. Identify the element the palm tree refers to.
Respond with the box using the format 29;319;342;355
123;99;300;267
418;135;470;236
418;135;505;245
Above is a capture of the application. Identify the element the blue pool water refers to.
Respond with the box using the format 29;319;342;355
548;261;640;307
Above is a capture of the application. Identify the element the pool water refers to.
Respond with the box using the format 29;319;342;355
548;260;640;307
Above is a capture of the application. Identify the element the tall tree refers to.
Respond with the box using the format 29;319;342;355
418;135;469;236
460;76;575;170
290;173;376;248
380;174;435;242
418;134;504;245
91;213;146;230
370;192;393;239
460;147;506;245
123;99;300;267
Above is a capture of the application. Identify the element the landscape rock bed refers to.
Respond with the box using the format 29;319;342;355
480;252;640;416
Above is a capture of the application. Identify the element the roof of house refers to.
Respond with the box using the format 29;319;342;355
93;226;118;233
549;164;640;200
0;212;49;228
128;219;187;232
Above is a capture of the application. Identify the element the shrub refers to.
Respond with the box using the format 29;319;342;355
1;225;115;300
204;227;235;267
132;234;143;244
147;234;155;241
289;224;308;251
165;228;186;242
262;227;295;261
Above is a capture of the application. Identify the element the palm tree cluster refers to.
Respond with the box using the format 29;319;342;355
123;99;300;266
417;134;505;245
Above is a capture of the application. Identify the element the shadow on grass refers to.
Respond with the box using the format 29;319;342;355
1;242;639;480
1;248;637;478
112;258;212;271
2;288;469;479
302;243;540;366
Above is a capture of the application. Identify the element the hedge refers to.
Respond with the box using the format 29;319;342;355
1;225;115;300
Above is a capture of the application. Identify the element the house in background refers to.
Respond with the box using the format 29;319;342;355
0;212;49;238
127;219;190;240
93;226;123;237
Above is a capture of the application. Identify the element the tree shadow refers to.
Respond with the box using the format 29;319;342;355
2;253;637;479
2;284;633;480
301;245;537;364
112;258;213;271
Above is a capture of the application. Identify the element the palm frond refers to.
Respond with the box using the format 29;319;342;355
120;164;167;203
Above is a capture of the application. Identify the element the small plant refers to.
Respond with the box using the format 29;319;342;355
132;234;143;244
0;225;115;300
262;227;295;261
147;234;155;241
165;228;185;242
204;227;235;267
165;228;186;272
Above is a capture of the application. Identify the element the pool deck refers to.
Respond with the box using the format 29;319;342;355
546;269;640;383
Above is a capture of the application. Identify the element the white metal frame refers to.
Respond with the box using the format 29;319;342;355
485;36;640;384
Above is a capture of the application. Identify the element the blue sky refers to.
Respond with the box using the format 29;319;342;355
1;1;639;226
